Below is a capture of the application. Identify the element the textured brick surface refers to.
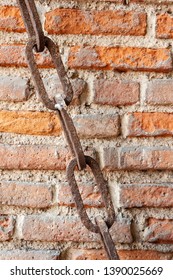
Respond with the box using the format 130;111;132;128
0;144;68;170
119;184;173;208
123;112;173;137
45;9;147;36
0;181;52;208
74;114;120;138
68;46;172;72
157;13;173;39
0;216;15;241
146;79;173;105
0;6;24;33
144;218;173;243
22;215;132;243
0;111;61;136
0;76;30;102
93;79;140;106
102;147;173;171
0;250;59;260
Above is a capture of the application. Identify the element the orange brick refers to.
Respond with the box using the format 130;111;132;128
144;218;173;243
0;111;61;136
0;6;24;33
123;112;173;137
157;13;173;39
69;46;172;72
45;8;146;36
119;183;173;208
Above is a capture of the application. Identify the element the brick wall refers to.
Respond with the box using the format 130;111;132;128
0;0;173;260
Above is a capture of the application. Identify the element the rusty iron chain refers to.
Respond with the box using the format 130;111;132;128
18;0;120;260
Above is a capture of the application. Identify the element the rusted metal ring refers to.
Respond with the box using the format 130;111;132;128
67;156;116;233
25;36;73;109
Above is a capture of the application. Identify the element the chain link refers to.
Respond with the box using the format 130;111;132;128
18;0;120;260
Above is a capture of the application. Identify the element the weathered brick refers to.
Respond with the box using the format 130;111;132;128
102;146;173;171
0;144;67;170
93;79;139;106
45;9;147;36
0;250;59;260
119;183;173;208
64;248;173;260
146;79;173;105
68;46;172;72
123;112;173;137
0;215;15;241
118;250;173;260
74;114;120;138
0;6;24;33
0;181;52;208
0;76;30;102
144;218;173;243
0;45;53;68
0;111;61;136
58;183;104;207
157;13;173;39
63;249;107;260
22;214;132;243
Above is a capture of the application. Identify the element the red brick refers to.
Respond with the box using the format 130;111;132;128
68;46;172;72
74;114;120;138
0;111;61;136
123;112;173;137
0;144;68;170
157;13;173;39
22;214;132;243
93;79;139;106
58;183;104;207
0;181;52;208
119;183;173;208
0;250;59;260
119;250;173;260
0;6;24;33
0;215;15;241
45;9;146;36
144;218;173;243
146;79;173;105
63;249;107;260
64;248;173;260
102;146;173;171
0;76;30;102
0;45;53;68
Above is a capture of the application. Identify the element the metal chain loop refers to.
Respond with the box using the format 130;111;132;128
25;36;73;108
67;156;116;233
18;0;120;260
